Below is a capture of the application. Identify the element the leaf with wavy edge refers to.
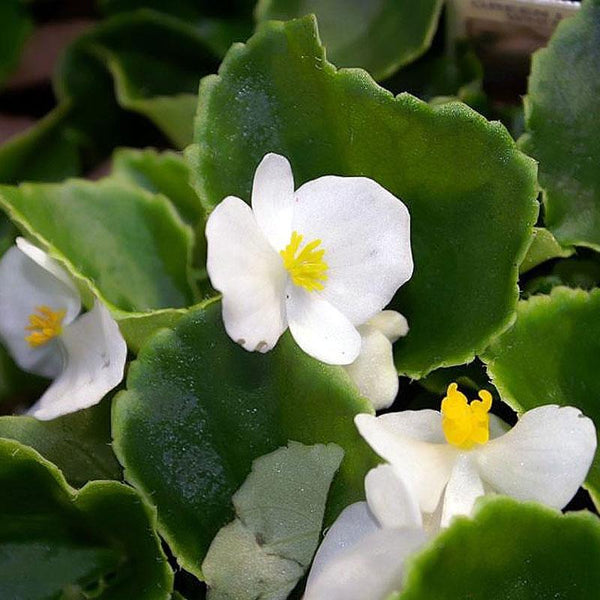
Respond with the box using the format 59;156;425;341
0;396;120;487
255;0;443;81
0;438;172;599
398;497;600;600
187;16;538;378
520;0;600;250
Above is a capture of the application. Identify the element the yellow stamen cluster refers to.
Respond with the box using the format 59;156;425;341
441;382;492;450
280;231;328;292
25;305;66;347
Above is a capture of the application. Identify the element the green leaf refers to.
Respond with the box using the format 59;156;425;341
187;16;539;378
520;0;600;250
255;0;443;80
111;148;204;224
203;442;344;599
519;227;573;274
399;497;600;600
0;178;197;346
0;0;32;87
70;10;220;149
98;1;254;58
110;147;209;281
481;287;600;503
112;300;377;578
0;438;173;599
0;396;121;487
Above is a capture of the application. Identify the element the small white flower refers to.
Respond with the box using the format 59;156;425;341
304;465;425;600
355;383;597;528
0;238;127;420
206;153;413;365
344;310;408;409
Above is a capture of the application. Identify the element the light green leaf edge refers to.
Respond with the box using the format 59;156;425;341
519;227;574;274
0;437;173;599
0;178;199;351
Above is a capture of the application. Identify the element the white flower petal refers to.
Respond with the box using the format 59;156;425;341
440;453;485;528
367;310;409;342
293;176;413;326
365;465;422;529
304;527;426;600
306;502;379;588
206;196;288;353
29;301;127;420
286;286;361;365
360;409;447;443
355;413;457;513
16;237;80;294
475;405;597;509
251;153;295;251
0;245;81;378
344;324;398;410
489;413;510;439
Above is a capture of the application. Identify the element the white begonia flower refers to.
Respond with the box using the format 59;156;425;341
344;310;408;410
304;465;426;600
205;153;413;365
355;383;597;528
0;238;127;420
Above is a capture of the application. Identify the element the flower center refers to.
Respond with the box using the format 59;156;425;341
280;230;328;292
25;305;66;347
441;382;492;450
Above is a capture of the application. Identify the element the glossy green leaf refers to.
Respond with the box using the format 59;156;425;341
203;442;343;599
0;438;172;599
519;227;573;274
112;300;377;578
0;178;196;345
481;287;600;503
0;0;32;87
520;0;600;250
399;497;600;600
188;16;538;378
110;147;209;281
255;0;443;80
0;397;121;487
